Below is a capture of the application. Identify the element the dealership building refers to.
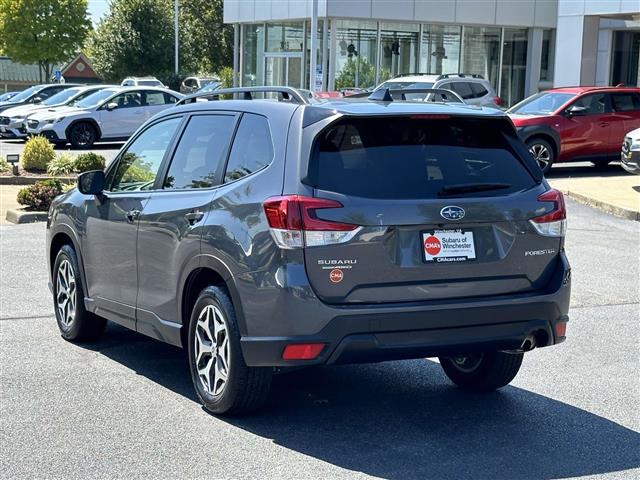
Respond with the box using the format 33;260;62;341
224;0;640;106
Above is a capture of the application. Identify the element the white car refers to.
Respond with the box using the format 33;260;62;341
621;128;640;175
25;87;183;148
0;85;113;139
121;76;165;87
376;73;502;107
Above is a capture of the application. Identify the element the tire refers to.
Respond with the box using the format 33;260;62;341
53;244;106;342
439;351;524;391
527;138;555;174
68;122;97;149
591;158;612;168
187;286;272;415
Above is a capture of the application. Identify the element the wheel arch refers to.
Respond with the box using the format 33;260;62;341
49;226;89;298
519;126;560;159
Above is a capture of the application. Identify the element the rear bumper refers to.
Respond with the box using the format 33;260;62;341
240;252;571;367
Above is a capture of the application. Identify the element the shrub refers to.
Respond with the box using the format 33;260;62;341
21;136;56;172
47;153;76;176
17;179;63;211
0;158;10;173
74;152;106;173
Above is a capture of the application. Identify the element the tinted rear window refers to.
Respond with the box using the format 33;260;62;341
308;116;536;199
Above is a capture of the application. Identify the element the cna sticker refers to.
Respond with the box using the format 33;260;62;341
424;235;442;256
329;269;344;283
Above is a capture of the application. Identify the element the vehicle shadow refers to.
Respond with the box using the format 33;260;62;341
546;161;629;179
90;323;640;480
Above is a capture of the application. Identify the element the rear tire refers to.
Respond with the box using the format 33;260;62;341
53;245;106;342
439;351;523;391
527;138;555;174
68;122;97;149
187;286;272;415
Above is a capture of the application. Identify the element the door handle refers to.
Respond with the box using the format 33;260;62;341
125;209;141;223
599;121;609;127
184;210;204;225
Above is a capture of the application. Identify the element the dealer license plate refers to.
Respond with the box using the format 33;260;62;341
422;229;476;263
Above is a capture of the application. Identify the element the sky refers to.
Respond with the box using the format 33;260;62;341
88;0;110;24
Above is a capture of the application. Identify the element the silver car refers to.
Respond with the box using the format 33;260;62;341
621;128;640;175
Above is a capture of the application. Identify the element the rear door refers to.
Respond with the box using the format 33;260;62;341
142;90;178;120
610;92;640;150
301;115;559;305
135;112;239;341
99;91;146;137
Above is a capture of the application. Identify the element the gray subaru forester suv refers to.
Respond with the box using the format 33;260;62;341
47;88;571;415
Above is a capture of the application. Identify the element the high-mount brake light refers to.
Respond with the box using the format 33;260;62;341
530;189;567;237
263;195;361;249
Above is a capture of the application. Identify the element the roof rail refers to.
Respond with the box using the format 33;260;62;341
436;73;485;80
391;72;435;78
347;87;464;104
176;86;311;106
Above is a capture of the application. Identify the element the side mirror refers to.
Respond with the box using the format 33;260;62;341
105;102;118;111
567;105;589;116
78;170;105;195
32;97;42;104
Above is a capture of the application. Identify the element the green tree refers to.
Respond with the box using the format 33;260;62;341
90;0;174;82
179;0;233;75
0;0;91;82
335;58;389;90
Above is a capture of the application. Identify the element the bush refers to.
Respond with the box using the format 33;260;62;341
17;179;63;211
21;136;56;172
0;158;10;173
47;153;76;176
216;66;233;89
74;152;106;173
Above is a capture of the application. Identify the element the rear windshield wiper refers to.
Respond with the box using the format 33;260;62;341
437;183;511;197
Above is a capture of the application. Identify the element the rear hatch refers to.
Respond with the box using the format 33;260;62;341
301;115;564;304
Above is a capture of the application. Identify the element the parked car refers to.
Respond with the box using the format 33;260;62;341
508;86;640;173
0;85;113;139
621;128;640;174
0;83;78;114
121;76;164;87
47;87;571;415
25;86;183;148
375;73;501;107
181;76;220;94
0;91;20;102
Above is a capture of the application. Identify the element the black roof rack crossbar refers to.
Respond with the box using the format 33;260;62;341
177;86;311;106
347;87;464;104
436;73;485;80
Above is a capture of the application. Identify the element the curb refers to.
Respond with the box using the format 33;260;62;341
0;176;75;185
5;209;48;224
562;190;640;222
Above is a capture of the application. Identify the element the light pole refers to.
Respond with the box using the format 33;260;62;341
174;0;179;74
309;0;318;91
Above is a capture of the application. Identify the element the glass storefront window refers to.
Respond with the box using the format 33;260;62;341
540;29;555;81
379;23;419;83
420;25;461;75
501;28;528;107
334;20;378;90
462;26;501;91
241;24;265;86
266;22;304;52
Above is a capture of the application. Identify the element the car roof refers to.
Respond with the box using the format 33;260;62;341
547;86;640;94
384;75;440;83
117;86;181;94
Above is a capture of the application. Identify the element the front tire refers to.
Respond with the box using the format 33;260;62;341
187;286;272;415
527;138;554;174
53;245;106;341
439;351;524;391
68;122;97;149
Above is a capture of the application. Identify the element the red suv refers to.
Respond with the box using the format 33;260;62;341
508;87;640;173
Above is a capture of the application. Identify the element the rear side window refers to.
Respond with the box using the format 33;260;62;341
163;115;236;189
448;82;474;100
224;113;273;182
308;116;536;199
611;93;640;111
470;83;489;98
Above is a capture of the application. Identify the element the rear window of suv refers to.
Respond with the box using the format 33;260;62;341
307;116;536;199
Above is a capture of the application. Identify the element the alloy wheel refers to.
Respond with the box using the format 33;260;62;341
529;143;551;170
56;259;76;327
451;354;484;373
194;305;230;396
72;125;93;146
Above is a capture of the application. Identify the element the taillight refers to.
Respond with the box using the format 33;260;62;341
530;189;567;237
263;195;361;249
494;96;502;106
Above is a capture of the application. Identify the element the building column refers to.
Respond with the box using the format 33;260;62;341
524;28;543;96
554;15;600;87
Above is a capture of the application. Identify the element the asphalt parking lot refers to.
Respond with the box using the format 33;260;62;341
0;196;638;479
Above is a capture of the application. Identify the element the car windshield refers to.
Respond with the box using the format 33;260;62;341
5;85;42;103
199;82;221;92
75;89;119;109
380;81;435;90
139;80;162;86
508;92;575;115
42;88;82;106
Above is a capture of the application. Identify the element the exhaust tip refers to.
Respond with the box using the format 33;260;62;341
521;335;537;352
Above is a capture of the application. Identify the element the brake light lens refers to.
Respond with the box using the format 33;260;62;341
530;189;567;237
263;195;361;249
494;96;502;106
282;343;326;360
